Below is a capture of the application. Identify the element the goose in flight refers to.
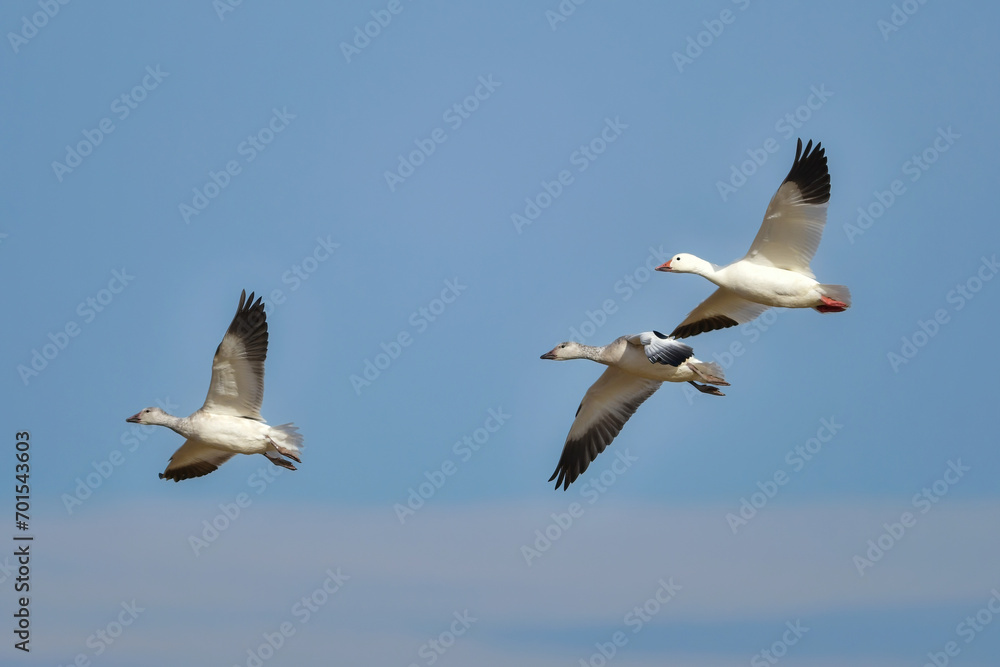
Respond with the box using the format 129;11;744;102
541;331;727;490
126;290;302;482
658;139;850;339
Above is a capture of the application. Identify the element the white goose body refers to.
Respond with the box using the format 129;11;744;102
659;139;851;338
127;290;303;482
692;259;826;310
158;411;276;455
541;332;728;490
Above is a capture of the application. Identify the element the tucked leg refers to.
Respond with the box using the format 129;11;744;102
267;436;302;463
688;381;725;396
263;453;297;471
687;362;729;386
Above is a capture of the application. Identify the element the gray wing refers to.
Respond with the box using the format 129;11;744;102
630;331;694;366
549;367;660;490
160;440;235;482
202;290;268;420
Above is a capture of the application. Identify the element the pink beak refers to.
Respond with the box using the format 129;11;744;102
126;412;142;423
656;260;672;272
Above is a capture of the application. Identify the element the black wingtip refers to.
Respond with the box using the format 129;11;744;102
670;315;739;340
236;289;262;312
548;461;576;491
548;434;603;491
549;469;571;491
783;138;830;205
227;289;268;351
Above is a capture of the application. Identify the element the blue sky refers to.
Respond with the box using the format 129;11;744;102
2;1;1000;665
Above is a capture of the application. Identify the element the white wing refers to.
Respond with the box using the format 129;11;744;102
160;439;235;482
744;139;830;277
670;287;771;339
629;332;694;366
549;367;660;490
202;290;268;420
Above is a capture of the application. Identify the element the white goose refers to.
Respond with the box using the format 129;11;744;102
126;290;302;482
541;331;727;490
657;139;850;338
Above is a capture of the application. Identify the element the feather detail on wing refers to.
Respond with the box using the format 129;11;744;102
159;440;235;482
670;288;771;339
631;331;694;366
744;138;830;276
202;290;268;420
549;367;660;490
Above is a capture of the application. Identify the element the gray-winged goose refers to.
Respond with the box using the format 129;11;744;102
541;331;727;490
657;139;851;339
126;290;302;482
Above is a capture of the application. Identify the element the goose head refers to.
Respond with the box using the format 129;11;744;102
126;406;171;425
540;341;586;360
656;253;704;274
